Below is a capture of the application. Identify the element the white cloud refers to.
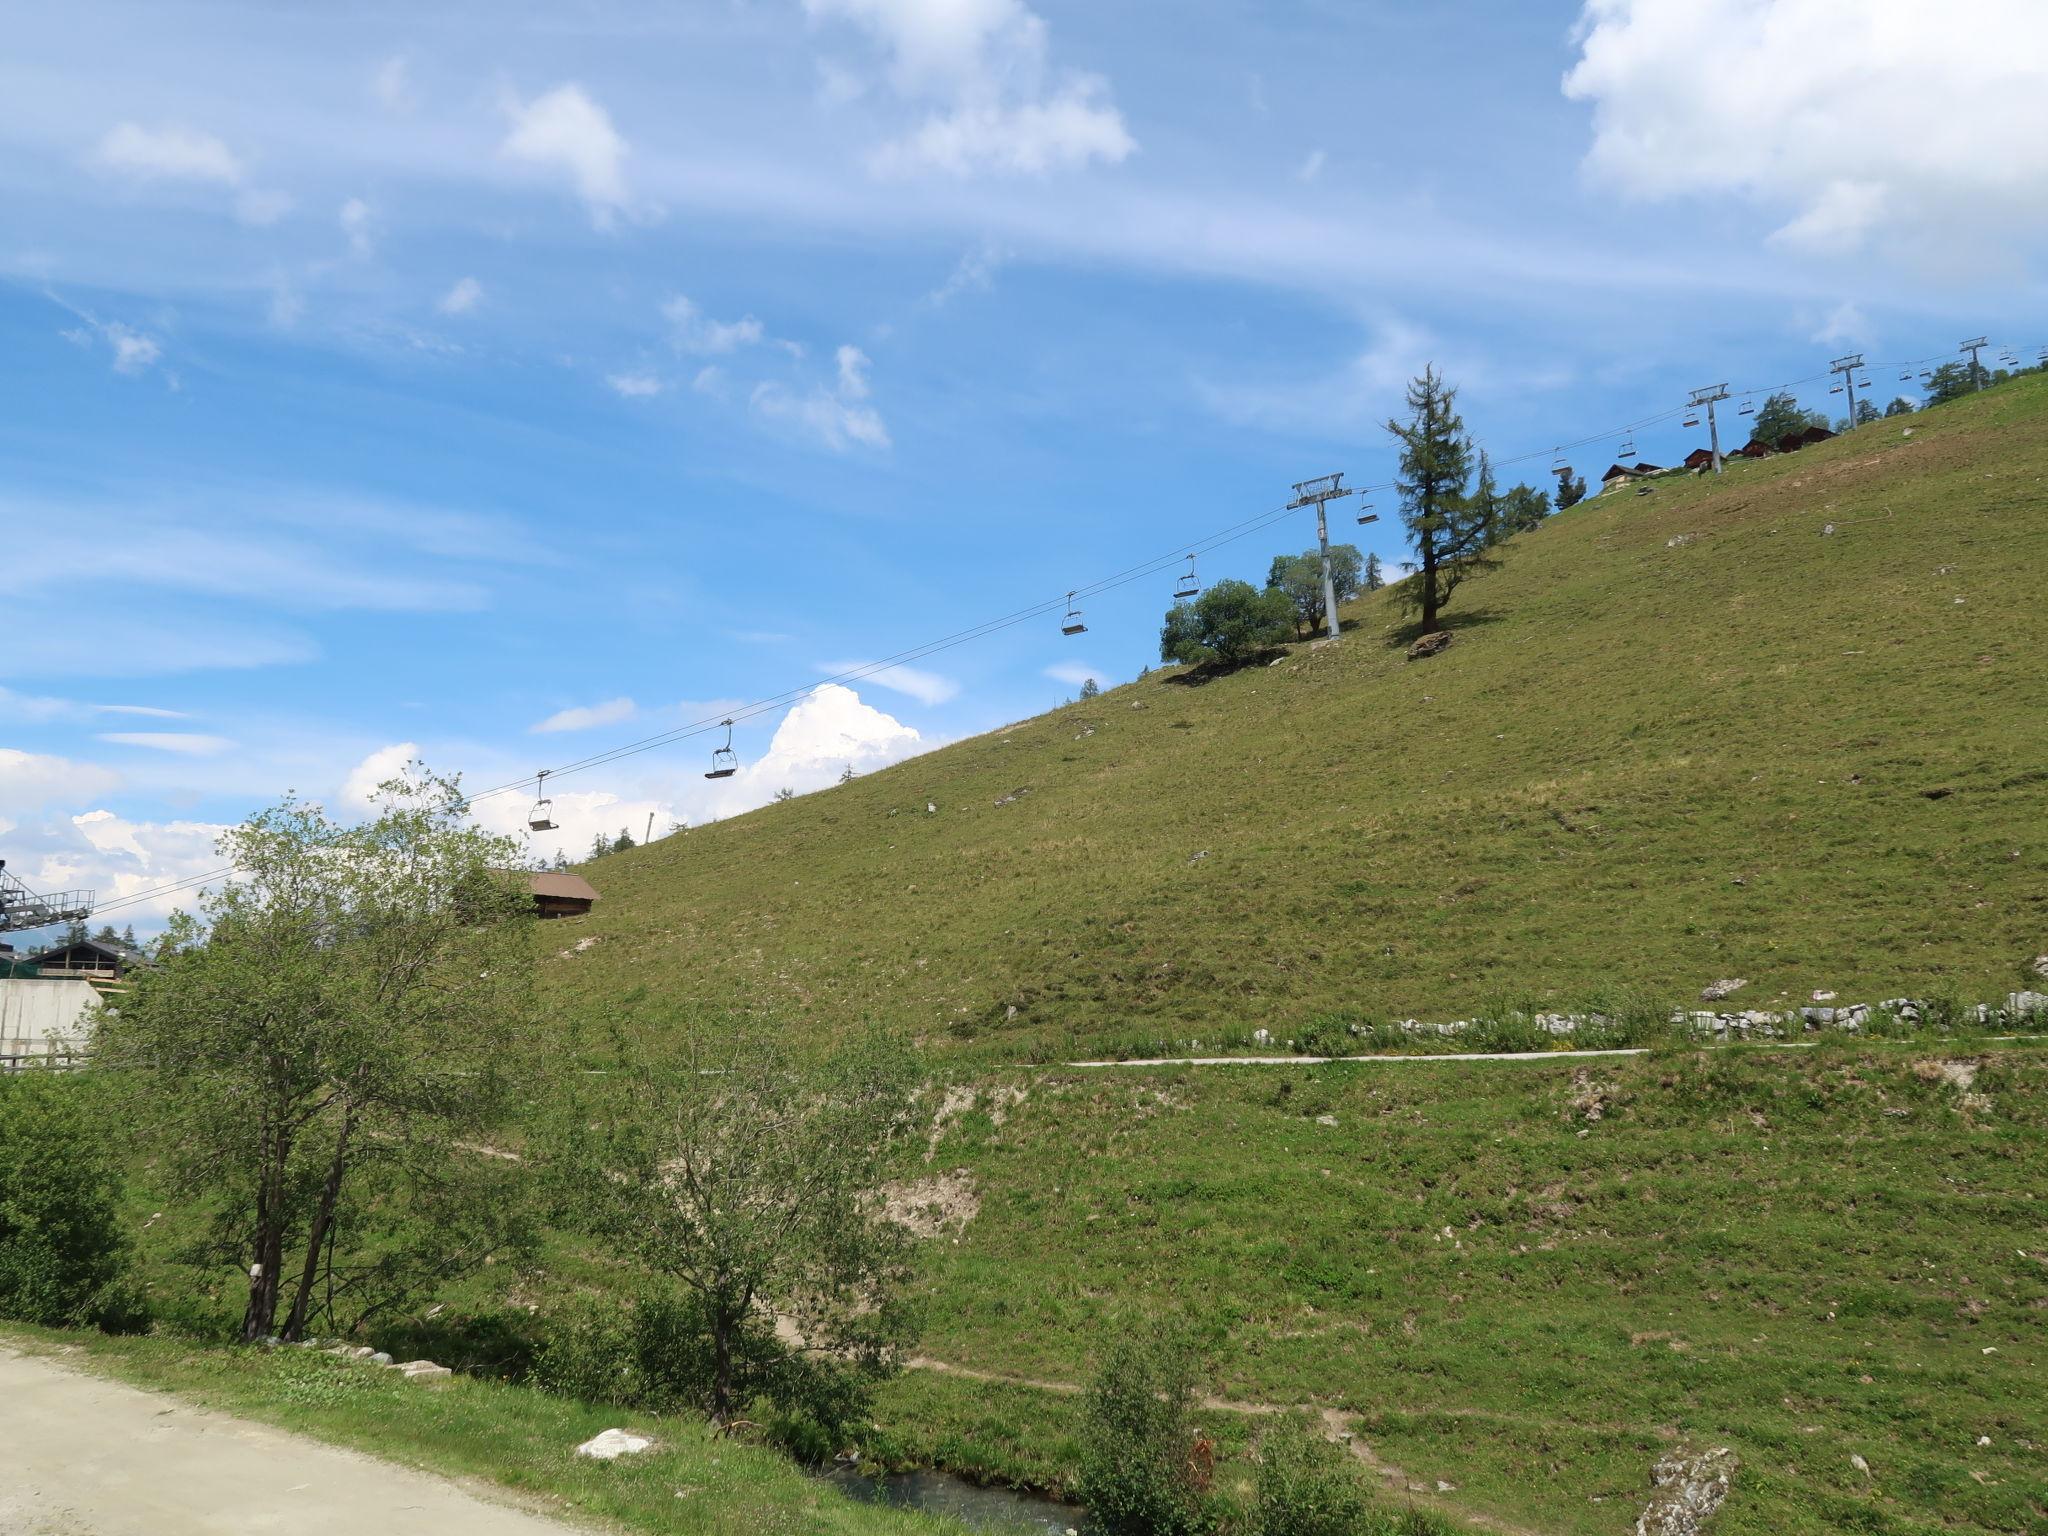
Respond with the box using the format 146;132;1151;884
372;54;414;113
104;323;162;376
234;188;293;226
501;82;631;228
924;239;1005;305
691;365;724;395
749;341;889;450
806;0;1134;177
0;688;185;724
607;370;664;397
95;731;234;755
660;294;765;356
0;749;121;809
815;660;958;705
1564;0;2048;260
339;196;375;256
94;121;288;228
1295;149;1326;184
340;742;421;811
693;684;928;817
1044;660;1102;688
531;697;638;733
1195;316;1436;434
95;122;243;183
438;276;483;315
1810;300;1870;347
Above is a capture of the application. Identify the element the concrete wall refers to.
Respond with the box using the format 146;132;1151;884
0;977;100;1057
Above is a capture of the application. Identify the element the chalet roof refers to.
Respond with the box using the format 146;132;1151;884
27;936;143;965
524;871;600;903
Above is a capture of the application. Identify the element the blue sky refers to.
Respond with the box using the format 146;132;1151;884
4;0;2047;929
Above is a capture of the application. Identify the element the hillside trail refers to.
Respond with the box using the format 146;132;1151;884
905;1354;1550;1536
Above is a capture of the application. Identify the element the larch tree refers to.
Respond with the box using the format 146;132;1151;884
96;767;536;1342
1362;552;1384;592
1384;366;1495;634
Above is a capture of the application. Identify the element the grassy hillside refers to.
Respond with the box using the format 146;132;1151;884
545;376;2048;1058
869;1040;2048;1536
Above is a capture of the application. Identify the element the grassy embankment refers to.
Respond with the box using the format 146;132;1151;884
871;1041;2048;1536
0;1325;949;1536
545;375;2048;1063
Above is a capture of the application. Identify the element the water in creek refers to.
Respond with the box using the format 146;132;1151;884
822;1466;1091;1534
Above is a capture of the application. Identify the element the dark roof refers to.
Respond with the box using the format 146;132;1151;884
27;936;143;964
525;871;599;903
1683;447;1716;468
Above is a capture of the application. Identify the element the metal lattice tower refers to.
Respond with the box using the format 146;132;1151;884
0;860;94;936
1285;473;1357;640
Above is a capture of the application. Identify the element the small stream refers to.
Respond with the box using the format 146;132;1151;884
822;1466;1091;1534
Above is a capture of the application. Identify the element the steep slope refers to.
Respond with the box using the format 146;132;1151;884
545;377;2048;1056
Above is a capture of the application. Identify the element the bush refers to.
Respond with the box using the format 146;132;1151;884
1251;1414;1374;1536
533;1285;869;1449
1079;1328;1212;1536
0;1074;141;1330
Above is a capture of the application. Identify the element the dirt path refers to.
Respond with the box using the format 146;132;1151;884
905;1354;1549;1536
0;1345;586;1536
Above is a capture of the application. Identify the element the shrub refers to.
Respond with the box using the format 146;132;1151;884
1078;1328;1212;1536
0;1074;140;1330
1251;1414;1374;1536
1160;580;1295;669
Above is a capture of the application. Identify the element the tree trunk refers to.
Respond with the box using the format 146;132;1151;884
282;1108;354;1342
241;1123;292;1342
711;1309;735;1422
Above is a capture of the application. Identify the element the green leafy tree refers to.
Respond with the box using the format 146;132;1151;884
1384;367;1496;634
97;767;537;1342
549;1025;921;1426
1884;396;1916;417
1747;391;1812;445
1266;546;1364;637
1079;1329;1211;1536
0;1075;136;1329
1160;579;1296;668
1554;469;1588;510
772;787;796;803
1502;483;1552;535
612;827;636;852
1922;361;1984;405
1362;552;1384;592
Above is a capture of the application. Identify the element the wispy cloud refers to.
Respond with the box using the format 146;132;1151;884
751;344;890;451
607;370;664;397
0;687;188;723
96;731;234;755
438;276;483;315
816;659;957;705
1044;661;1102;689
661;294;765;356
531;697;638;734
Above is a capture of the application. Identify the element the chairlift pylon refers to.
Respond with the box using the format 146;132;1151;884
1061;592;1087;636
528;770;558;831
1173;556;1198;601
704;719;738;780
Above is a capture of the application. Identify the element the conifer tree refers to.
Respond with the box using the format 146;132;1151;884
1384;367;1496;634
1362;552;1383;592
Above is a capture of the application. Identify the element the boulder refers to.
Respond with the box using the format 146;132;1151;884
1699;978;1748;1003
1407;631;1454;661
398;1360;452;1384
576;1428;655;1460
1635;1445;1736;1536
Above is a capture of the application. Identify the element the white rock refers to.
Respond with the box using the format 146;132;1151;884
1850;1454;1870;1476
399;1360;452;1383
1315;1114;1338;1127
577;1428;655;1460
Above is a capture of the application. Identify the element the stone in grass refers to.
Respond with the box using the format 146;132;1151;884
398;1360;452;1384
1635;1445;1736;1536
1698;978;1749;1003
577;1428;655;1460
1407;631;1454;661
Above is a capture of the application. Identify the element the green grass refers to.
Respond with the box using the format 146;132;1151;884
543;375;2048;1062
872;1041;2048;1534
1;1325;955;1536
